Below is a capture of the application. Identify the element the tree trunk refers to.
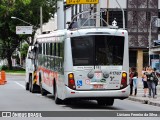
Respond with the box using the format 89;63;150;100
7;55;12;70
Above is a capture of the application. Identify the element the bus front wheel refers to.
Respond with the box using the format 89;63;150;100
25;82;29;91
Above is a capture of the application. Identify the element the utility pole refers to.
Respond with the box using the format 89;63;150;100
107;0;109;26
57;0;64;30
40;6;43;34
148;16;158;66
115;0;125;29
96;0;101;27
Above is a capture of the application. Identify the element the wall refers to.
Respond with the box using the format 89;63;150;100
100;0;127;9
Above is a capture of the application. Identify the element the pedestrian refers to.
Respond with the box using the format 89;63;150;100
142;67;148;97
132;67;138;96
130;67;138;96
153;68;159;95
129;68;133;95
145;66;157;98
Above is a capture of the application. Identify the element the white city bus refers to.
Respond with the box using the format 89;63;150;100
26;12;129;106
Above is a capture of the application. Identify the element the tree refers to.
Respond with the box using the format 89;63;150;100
0;0;56;69
20;43;29;60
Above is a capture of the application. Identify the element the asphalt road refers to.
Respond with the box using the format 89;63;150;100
0;74;160;120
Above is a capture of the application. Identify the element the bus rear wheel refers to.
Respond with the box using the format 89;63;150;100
97;98;114;106
40;82;47;96
54;82;62;104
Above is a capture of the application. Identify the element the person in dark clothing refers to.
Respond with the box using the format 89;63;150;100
153;68;159;95
145;66;157;99
142;67;148;97
129;68;133;95
130;67;138;96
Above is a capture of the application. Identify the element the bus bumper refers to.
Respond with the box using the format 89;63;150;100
63;85;130;100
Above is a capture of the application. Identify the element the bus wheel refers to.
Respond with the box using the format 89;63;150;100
25;82;29;91
97;99;114;106
97;99;106;106
106;99;114;106
29;74;37;93
40;83;47;96
29;75;32;92
54;83;62;104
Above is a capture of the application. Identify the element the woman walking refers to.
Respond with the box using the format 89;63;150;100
145;66;157;98
142;67;148;97
130;67;138;96
129;68;133;95
153;68;159;95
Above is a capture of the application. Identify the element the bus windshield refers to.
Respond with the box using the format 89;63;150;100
71;35;124;66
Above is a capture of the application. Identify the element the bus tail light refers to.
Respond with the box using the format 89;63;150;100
120;72;127;89
68;73;76;90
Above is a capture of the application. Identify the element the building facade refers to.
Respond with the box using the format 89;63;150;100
64;0;160;76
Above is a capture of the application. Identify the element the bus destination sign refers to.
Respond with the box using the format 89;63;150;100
66;0;99;4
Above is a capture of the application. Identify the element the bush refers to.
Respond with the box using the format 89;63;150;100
0;65;9;70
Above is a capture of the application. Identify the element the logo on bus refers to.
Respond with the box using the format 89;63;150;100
110;76;114;81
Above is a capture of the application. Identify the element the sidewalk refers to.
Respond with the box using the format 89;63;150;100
128;78;160;107
6;73;25;76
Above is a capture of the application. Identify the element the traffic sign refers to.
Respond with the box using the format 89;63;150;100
66;0;99;4
16;26;33;34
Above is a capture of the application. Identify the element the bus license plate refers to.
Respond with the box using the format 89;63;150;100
93;84;103;89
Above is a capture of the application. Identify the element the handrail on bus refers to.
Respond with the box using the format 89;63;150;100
68;0;126;30
67;10;109;30
80;14;108;29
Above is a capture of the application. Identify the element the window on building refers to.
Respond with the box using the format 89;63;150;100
133;11;137;25
146;11;151;21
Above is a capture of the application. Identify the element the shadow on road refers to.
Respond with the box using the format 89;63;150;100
46;95;121;110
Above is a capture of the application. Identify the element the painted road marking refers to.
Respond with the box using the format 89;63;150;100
14;81;25;89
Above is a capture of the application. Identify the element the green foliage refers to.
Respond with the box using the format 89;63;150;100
0;0;57;69
20;43;29;59
0;65;9;70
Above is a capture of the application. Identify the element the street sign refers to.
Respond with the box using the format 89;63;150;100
66;0;99;4
16;26;33;34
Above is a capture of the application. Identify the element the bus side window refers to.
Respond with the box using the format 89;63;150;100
50;43;54;70
39;43;42;54
38;43;42;66
43;43;45;55
60;42;64;74
47;43;50;69
60;42;64;57
58;43;60;57
50;43;52;55
46;43;48;55
54;43;56;56
42;43;45;67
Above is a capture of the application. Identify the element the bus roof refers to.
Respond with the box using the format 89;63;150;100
35;30;66;43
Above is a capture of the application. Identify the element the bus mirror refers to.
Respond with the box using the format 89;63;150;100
28;51;35;59
28;37;32;45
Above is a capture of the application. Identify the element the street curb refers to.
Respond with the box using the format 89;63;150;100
6;73;25;76
128;96;160;107
128;97;148;104
148;101;160;107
